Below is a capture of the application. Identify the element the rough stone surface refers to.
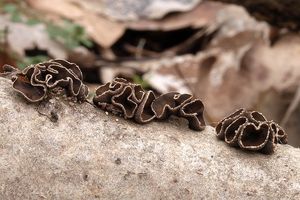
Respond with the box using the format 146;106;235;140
0;77;299;199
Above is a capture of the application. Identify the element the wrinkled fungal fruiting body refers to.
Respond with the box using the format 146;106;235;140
0;64;19;77
216;109;288;154
93;78;206;131
8;59;89;102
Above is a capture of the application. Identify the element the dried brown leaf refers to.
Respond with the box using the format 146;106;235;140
127;2;223;31
0;16;67;58
101;0;202;21
27;0;125;48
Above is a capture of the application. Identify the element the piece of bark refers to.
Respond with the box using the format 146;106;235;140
209;0;300;29
0;77;299;199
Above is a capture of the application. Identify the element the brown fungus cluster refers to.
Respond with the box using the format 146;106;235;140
93;78;206;131
10;59;89;102
216;109;288;154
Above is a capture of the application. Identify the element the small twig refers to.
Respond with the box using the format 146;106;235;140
280;84;300;127
124;43;160;57
135;38;146;59
163;28;208;56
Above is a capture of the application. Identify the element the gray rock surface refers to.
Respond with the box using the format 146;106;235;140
0;77;299;199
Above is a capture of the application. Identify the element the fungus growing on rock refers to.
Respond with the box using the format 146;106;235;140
151;92;193;119
134;90;156;123
216;109;288;154
152;92;205;131
9;59;89;102
93;78;206;131
0;64;19;78
93;78;145;118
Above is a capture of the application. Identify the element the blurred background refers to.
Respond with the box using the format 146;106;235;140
0;0;299;147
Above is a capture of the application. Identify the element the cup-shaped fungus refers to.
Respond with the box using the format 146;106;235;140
151;92;193;119
216;108;245;140
10;59;89;102
93;78;149;119
216;109;287;154
152;92;205;131
134;91;156;123
179;99;206;131
93;78;206;131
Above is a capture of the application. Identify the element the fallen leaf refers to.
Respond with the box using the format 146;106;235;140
127;1;223;31
141;3;270;99
27;0;125;48
101;0;202;21
66;0;105;16
191;33;300;121
26;0;83;19
0;15;67;58
245;34;300;91
77;13;125;48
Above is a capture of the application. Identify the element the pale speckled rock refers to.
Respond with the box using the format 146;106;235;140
0;77;299;200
